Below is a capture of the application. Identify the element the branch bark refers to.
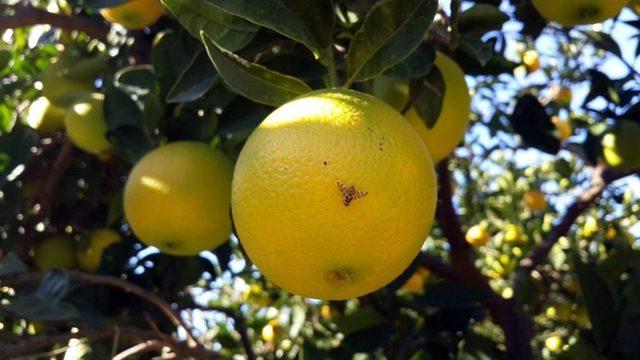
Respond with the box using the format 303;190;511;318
194;305;256;360
0;4;109;39
0;271;201;348
435;160;534;359
0;326;222;359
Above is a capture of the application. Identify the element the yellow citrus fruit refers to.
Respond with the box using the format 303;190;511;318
77;228;121;272
582;216;598;238
545;335;564;352
602;121;640;171
606;225;617;240
232;89;437;300
403;53;471;162
64;93;112;155
33;236;77;270
631;0;640;14
551;116;572;141
523;190;547;211
372;75;410;111
320;305;333;319
100;0;164;30
465;223;490;247
41;58;96;107
504;224;523;243
261;320;285;343
532;0;627;26
124;141;233;256
521;50;540;73
24;97;66;135
401;267;430;293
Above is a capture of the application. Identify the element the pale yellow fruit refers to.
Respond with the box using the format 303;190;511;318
100;0;164;30
64;93;112;155
523;190;547;211
532;0;628;26
504;224;523;243
124;141;233;256
33;236;77;270
521;50;540;73
232;89;437;300
465;223;490;247
551;116;572;141
77;228;121;272
403;53;471;162
24;97;66;135
41;58;96;107
582;216;598;238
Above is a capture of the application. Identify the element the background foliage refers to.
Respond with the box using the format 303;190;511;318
1;0;640;359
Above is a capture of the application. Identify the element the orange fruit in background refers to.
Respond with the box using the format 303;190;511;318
232;89;437;300
523;190;547;211
100;0;164;30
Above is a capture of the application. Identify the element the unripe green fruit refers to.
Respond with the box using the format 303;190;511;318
64;93;112;155
602;121;640;171
24;97;66;135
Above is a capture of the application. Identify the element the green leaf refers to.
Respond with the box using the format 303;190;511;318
151;30;201;96
347;0;437;82
0;49;11;72
282;0;335;49
201;32;312;107
384;41;436;79
334;306;387;336
104;84;144;129
0;125;38;189
585;30;622;58
458;35;493;66
195;0;323;58
574;257;617;351
167;50;219;103
161;0;258;51
409;67;445;128
0;252;27;275
106;125;154;163
457;4;509;35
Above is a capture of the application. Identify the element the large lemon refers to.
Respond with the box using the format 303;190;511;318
532;0;628;26
77;228;121;272
64;93;112;155
33;236;77;270
232;89;437;300
602;120;640;171
24;97;66;135
124;141;233;256
100;0;164;30
374;53;471;163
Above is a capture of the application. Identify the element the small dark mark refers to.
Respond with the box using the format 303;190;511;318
323;161;327;166
337;181;368;206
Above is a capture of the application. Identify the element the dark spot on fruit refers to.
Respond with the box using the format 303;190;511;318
337;181;368;206
323;161;327;166
577;5;600;20
324;267;354;284
164;241;178;249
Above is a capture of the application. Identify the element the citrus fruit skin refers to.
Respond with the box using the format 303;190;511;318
523;190;547;211
124;141;233;256
77;228;121;272
404;53;471;163
466;223;490;247
24;97;66;135
232;88;437;300
532;0;627;26
100;0;164;30
33;236;77;270
64;93;112;155
602;120;640;171
41;58;96;107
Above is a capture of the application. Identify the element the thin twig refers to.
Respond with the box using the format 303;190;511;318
113;340;165;360
0;4;109;39
449;0;461;50
1;271;200;347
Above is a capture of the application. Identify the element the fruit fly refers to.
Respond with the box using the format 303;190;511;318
337;181;368;207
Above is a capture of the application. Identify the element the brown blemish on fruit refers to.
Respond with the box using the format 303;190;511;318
323;161;327;166
324;267;354;284
337;181;368;207
577;5;600;20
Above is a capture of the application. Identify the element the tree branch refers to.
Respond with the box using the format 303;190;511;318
435;160;534;360
1;271;201;348
517;164;637;273
417;252;461;281
0;326;222;359
0;4;109;39
193;305;256;360
112;340;165;360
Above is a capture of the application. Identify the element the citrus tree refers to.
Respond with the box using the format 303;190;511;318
0;0;639;359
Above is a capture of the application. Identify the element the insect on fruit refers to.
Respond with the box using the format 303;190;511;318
337;181;368;207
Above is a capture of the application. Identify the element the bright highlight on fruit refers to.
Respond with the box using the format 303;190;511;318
532;0;628;26
100;0;164;30
232;89;437;300
33;236;77;270
24;97;66;135
64;93;112;155
77;228;121;272
124;141;233;256
523;190;547;211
